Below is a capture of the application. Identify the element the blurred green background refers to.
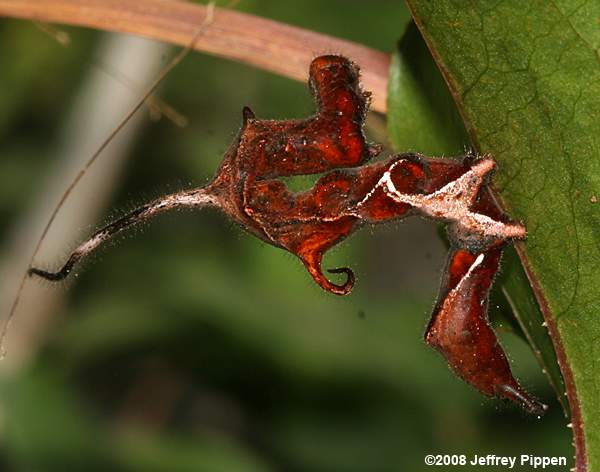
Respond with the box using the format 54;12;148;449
0;1;572;471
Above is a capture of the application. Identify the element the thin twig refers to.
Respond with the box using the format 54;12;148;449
33;21;71;45
0;2;218;355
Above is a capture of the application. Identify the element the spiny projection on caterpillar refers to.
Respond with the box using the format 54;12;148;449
25;54;547;415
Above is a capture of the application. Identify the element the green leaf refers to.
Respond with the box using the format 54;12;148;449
387;23;468;156
387;21;567;412
405;1;600;469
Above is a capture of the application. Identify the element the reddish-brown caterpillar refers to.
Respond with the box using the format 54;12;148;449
29;55;547;415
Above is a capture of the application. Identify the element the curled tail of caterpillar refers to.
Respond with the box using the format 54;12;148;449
28;189;219;282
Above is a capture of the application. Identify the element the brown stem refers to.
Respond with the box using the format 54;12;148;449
0;0;390;113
